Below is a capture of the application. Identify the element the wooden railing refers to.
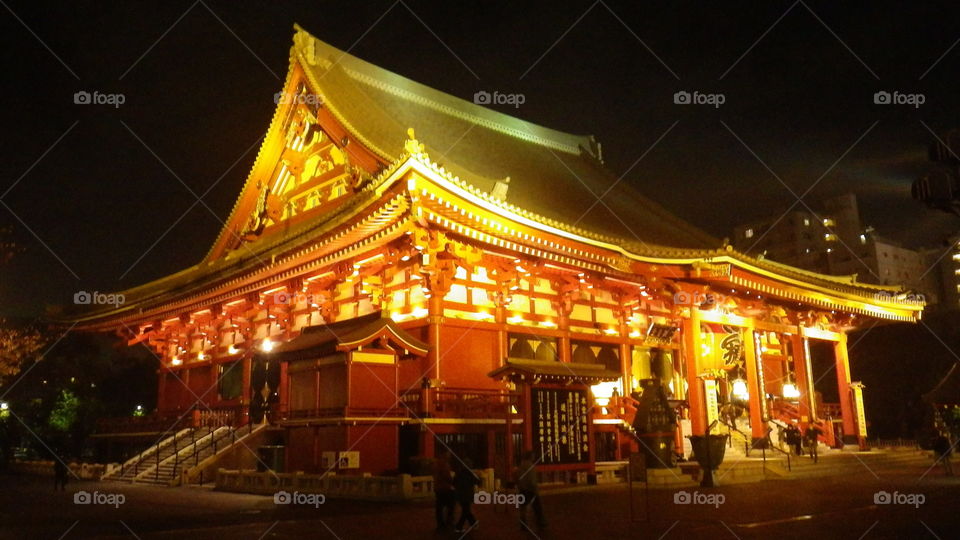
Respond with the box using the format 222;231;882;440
284;406;409;420
819;402;842;419
399;387;518;418
870;438;919;449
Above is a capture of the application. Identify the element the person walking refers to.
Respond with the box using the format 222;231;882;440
788;424;803;456
453;459;479;533
932;432;954;476
432;450;455;530
53;460;69;491
804;422;823;463
514;451;546;531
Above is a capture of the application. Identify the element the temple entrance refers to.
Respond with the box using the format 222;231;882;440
809;340;840;411
437;433;487;468
398;425;419;474
249;355;281;424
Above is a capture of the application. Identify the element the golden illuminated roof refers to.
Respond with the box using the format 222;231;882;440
278;25;718;251
52;26;924;327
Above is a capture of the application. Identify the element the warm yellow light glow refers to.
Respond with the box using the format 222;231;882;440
782;382;801;399
603;327;619;336
540;320;557;328
591;380;622;407
171;357;182;366
629;330;641;338
471;311;495;321
197;352;206;361
507;314;527;325
227;344;239;355
731;379;749;401
261;339;276;353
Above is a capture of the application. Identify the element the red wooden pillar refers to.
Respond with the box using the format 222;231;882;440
241;353;252;426
682;309;705;435
427;295;442;381
743;326;766;445
505;395;514;474
834;334;857;445
278;360;289;419
523;383;534;452
790;333;813;421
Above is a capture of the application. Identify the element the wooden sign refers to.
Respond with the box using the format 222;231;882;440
703;379;719;428
532;387;590;464
852;383;868;438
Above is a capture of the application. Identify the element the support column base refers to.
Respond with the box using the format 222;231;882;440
751;437;769;449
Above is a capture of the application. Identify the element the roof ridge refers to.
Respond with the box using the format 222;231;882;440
292;24;592;156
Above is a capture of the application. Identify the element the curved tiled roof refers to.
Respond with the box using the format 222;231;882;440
293;25;719;251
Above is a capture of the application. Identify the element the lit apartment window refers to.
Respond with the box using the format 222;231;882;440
744;228;754;238
859;234;867;244
803;218;811;226
826;248;833;253
824;233;838;242
823;218;835;227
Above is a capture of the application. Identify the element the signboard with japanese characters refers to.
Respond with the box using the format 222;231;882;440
852;382;868;438
703;379;719;428
532;387;590;464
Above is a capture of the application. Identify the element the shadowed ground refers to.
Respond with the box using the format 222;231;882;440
1;456;956;539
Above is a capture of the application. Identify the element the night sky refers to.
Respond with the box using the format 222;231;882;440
2;1;959;317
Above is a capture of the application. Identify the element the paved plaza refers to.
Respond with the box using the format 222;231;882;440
2;454;957;539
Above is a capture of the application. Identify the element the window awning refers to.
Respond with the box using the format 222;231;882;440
488;358;622;384
266;312;428;363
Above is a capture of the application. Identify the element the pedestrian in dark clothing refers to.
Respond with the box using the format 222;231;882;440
804;423;823;463
453;460;480;533
788;425;802;456
514;451;546;531
933;433;954;476
432;451;455;530
53;460;69;491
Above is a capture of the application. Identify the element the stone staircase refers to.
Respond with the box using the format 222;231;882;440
765;447;931;479
104;428;195;483
104;424;257;486
138;426;232;485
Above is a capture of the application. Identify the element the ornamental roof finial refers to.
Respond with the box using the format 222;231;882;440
405;127;425;156
491;176;510;201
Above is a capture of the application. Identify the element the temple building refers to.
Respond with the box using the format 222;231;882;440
64;26;923;482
